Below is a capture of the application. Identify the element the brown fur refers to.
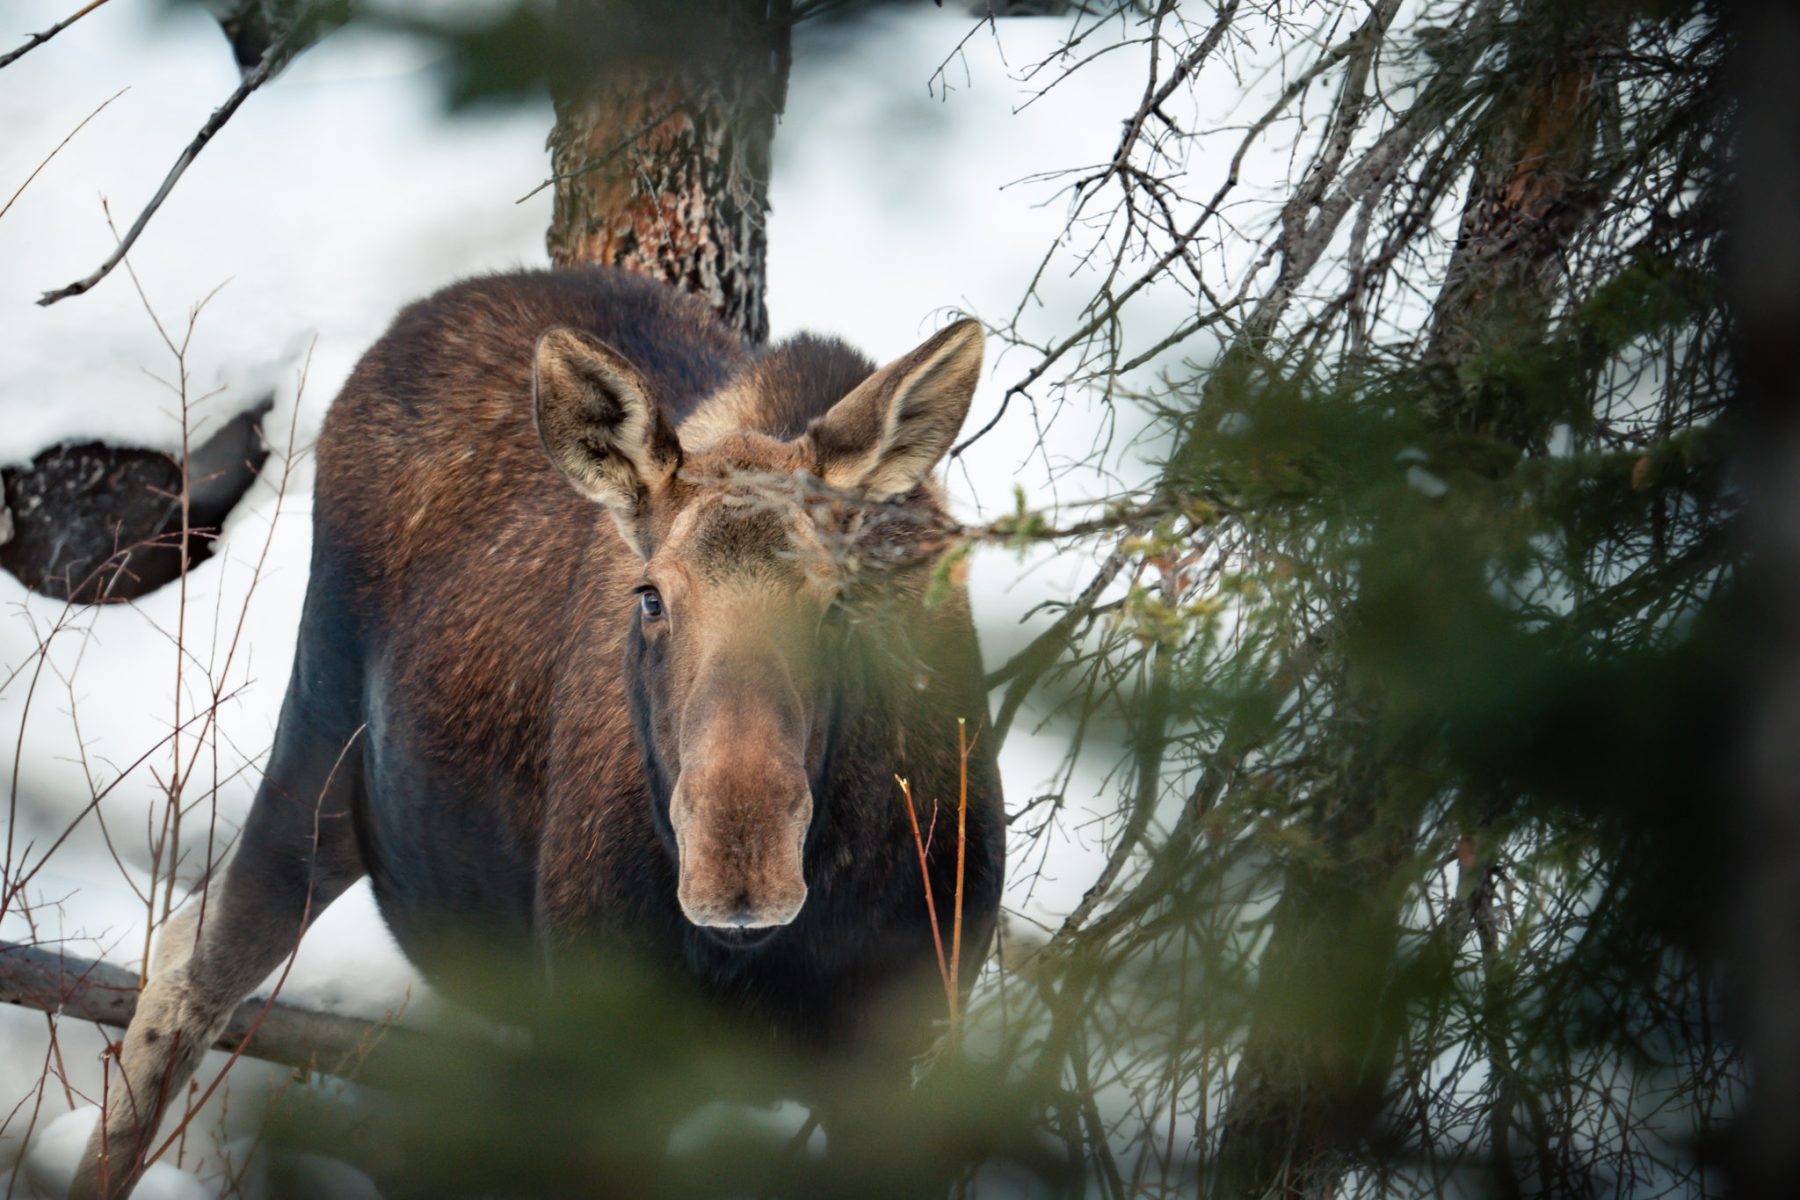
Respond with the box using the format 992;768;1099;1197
319;266;1000;1019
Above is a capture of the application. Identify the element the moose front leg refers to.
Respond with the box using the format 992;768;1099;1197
75;956;243;1199
69;701;365;1198
67;838;359;1200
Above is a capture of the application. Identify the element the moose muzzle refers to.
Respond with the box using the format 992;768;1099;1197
669;748;812;932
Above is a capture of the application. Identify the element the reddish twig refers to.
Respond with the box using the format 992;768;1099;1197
897;775;955;1021
897;718;979;1032
950;718;971;1011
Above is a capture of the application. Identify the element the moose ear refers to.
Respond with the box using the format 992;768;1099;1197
809;318;984;501
534;327;682;555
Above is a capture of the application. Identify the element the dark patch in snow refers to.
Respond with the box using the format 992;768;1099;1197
0;396;274;602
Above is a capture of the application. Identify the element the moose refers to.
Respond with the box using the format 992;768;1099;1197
71;267;1005;1199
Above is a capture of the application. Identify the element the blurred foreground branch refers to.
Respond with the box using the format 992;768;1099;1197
1731;0;1800;1192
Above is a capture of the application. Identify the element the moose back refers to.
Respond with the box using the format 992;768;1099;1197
71;267;1003;1200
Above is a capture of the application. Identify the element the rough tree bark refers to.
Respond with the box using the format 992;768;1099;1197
545;0;792;344
1426;10;1611;447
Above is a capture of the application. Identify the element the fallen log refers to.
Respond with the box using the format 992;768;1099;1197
0;938;424;1084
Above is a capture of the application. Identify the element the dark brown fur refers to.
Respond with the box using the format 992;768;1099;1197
318;266;1002;1034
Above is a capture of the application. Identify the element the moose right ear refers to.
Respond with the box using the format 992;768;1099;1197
534;327;682;556
809;318;983;501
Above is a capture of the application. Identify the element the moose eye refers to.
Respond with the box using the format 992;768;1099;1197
637;588;665;621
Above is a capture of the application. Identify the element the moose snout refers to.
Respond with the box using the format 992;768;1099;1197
669;768;811;934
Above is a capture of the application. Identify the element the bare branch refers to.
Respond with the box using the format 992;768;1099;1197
0;939;424;1084
0;0;114;73
36;33;294;307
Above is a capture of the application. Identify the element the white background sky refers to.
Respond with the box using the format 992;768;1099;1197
0;2;1267;1193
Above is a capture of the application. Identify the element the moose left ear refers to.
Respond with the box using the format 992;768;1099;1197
809;318;984;501
534;327;682;556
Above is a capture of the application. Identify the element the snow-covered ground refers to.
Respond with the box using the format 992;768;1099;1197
0;1;1244;1193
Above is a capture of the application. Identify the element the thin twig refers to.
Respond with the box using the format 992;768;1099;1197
950;718;970;1019
0;87;127;226
897;775;955;1020
37;31;294;306
0;0;114;72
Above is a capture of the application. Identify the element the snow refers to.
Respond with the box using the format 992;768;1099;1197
17;1110;207;1200
0;0;1268;1190
9;1108;380;1200
1405;464;1450;499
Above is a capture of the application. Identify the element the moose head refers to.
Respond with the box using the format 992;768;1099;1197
533;319;984;942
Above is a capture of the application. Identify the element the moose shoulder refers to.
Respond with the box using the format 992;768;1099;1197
71;267;1004;1200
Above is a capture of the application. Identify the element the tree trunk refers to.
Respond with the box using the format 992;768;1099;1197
1211;14;1614;1198
1731;2;1800;1194
1426;11;1611;447
546;0;791;344
1210;759;1412;1200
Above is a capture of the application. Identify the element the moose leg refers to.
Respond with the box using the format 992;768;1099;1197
68;669;367;1199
